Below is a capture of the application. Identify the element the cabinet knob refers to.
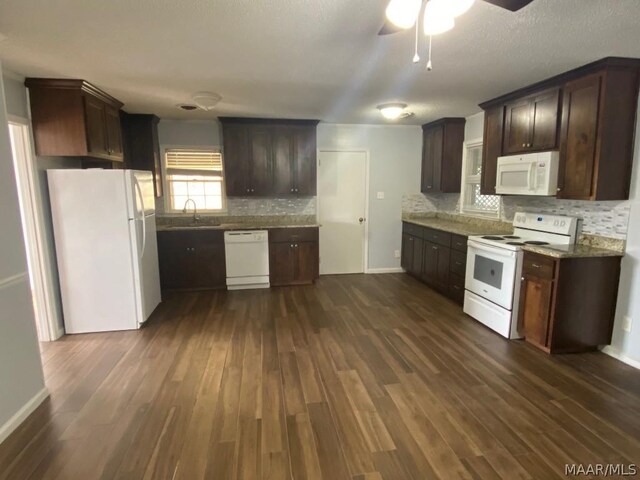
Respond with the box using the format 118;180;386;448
521;276;525;281
432;246;438;250
557;187;562;192
251;189;255;192
528;143;532;148
522;143;526;148
291;188;294;192
426;186;432;189
295;188;298;192
531;263;542;268
290;244;294;248
246;188;250;192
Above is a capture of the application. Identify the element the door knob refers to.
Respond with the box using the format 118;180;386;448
359;217;365;224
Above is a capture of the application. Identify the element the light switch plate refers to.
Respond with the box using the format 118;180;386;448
394;250;400;258
623;315;632;333
377;192;385;199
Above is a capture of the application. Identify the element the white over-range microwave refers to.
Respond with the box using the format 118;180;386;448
495;151;559;196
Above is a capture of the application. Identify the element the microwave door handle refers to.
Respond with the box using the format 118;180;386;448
528;163;537;191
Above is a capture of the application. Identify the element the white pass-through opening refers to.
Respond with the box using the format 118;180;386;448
318;151;367;275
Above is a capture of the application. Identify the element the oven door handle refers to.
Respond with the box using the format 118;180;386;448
468;241;517;259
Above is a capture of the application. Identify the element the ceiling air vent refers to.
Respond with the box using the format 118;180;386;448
177;104;198;111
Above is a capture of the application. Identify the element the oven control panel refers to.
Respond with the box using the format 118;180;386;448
513;212;578;235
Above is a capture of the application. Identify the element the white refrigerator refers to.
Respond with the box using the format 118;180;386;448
48;169;161;334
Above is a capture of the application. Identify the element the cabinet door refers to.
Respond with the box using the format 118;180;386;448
272;127;294;195
223;125;250;196
421;126;443;193
530;88;560;150
104;105;123;159
503;98;532;154
269;242;296;286
401;234;414;271
435;245;450;290
157;232;198;290
421;240;438;284
558;74;602;200
193;243;226;289
519;275;553;348
295;241;318;283
83;95;108;156
249;127;273;195
481;106;504;195
411;236;424;277
293;126;317;196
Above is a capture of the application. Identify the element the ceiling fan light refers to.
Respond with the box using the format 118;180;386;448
423;0;455;35
430;0;475;17
378;103;408;120
385;0;422;29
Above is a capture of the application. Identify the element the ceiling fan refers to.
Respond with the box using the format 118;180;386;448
378;0;536;35
378;0;536;70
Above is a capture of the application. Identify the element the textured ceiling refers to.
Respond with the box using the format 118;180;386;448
1;0;640;124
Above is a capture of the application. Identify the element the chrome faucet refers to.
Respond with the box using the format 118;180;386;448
182;198;200;223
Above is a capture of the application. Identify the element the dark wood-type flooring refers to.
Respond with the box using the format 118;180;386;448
1;274;640;479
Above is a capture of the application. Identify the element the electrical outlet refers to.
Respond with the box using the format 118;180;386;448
394;250;401;258
623;315;633;333
377;191;385;199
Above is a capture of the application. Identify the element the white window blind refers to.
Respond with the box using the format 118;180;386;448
460;141;501;218
164;148;225;212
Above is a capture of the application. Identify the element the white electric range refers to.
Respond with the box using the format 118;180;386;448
463;212;580;339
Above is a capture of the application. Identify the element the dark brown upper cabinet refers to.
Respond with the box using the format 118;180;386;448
480;106;503;195
479;57;640;201
219;118;319;197
558;67;639;200
502;88;560;155
121;113;162;197
25;78;124;162
421;118;465;194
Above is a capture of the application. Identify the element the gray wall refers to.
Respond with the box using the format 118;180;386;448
317;124;422;271
3;73;76;337
610;99;640;364
0;64;46;440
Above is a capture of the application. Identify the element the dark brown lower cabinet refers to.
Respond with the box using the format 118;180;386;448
157;230;226;290
269;228;319;286
401;222;468;305
519;251;621;353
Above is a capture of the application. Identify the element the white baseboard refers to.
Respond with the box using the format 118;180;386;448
53;326;65;340
0;387;49;445
602;346;640;370
365;267;405;274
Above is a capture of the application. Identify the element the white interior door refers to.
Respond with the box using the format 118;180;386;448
318;151;367;275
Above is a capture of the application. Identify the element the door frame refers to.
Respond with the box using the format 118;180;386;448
316;149;370;274
8;115;61;341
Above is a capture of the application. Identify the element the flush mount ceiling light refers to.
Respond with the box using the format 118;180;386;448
192;92;222;111
423;0;455;35
377;103;412;120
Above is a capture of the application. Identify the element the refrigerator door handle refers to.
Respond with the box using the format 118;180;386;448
134;177;146;255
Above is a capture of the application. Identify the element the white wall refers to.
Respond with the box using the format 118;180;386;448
3;73;76;337
609;99;640;365
317;124;422;271
0;64;47;443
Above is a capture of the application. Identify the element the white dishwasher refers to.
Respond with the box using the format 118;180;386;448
224;230;270;290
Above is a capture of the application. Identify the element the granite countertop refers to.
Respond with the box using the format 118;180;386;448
402;215;513;237
521;243;624;259
156;222;320;232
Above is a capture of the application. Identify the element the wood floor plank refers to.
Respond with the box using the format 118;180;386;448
0;276;639;480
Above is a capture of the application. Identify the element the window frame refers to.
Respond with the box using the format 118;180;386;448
459;138;501;219
161;145;227;214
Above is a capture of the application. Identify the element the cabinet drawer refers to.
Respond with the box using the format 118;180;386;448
402;222;423;238
523;253;556;279
450;250;467;277
269;227;318;243
424;227;451;247
449;273;465;304
451;234;468;253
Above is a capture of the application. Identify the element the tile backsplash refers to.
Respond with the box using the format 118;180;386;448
157;196;317;217
403;193;631;240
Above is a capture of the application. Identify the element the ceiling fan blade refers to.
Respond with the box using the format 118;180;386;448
378;20;407;36
481;0;535;11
